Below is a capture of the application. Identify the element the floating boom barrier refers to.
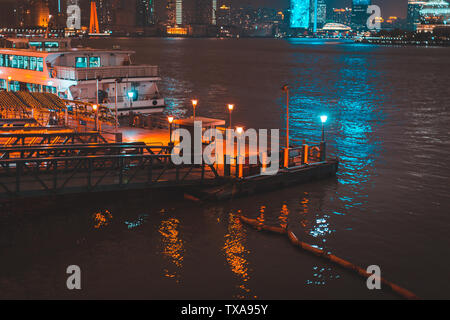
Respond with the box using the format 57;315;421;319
238;214;419;300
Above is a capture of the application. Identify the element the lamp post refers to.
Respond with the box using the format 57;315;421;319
7;76;12;92
236;126;244;178
128;91;134;125
282;84;289;168
168;116;174;145
320;115;328;162
228;104;234;128
92;104;99;131
320;115;328;142
191;99;198;121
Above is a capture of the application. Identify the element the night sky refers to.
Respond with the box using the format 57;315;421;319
0;0;409;18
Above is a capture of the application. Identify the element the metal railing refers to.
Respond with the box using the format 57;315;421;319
53;65;160;81
0;131;108;147
0;152;221;199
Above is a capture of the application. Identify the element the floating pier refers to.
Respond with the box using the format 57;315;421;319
0;92;339;201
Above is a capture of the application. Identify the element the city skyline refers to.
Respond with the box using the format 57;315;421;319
0;0;413;18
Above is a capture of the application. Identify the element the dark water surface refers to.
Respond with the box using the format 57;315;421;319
1;38;449;299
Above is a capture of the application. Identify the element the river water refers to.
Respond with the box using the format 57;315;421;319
0;38;449;299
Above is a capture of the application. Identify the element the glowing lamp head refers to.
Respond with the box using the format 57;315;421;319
191;99;198;107
168;116;174;124
128;91;135;99
7;76;12;81
92;104;98;111
320;115;328;124
228;104;234;111
236;127;244;135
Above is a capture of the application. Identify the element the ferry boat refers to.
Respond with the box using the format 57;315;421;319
0;37;165;115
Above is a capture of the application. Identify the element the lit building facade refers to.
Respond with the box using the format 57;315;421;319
351;0;371;30
290;0;310;29
330;8;352;26
420;0;450;25
407;0;426;31
136;0;155;26
309;0;327;30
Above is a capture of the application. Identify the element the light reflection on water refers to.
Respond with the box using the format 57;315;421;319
159;218;185;282
222;212;252;299
1;38;449;299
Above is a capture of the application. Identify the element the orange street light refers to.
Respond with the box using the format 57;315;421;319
168;116;174;145
93;104;99;131
191;99;198;120
7;76;12;92
282;84;290;168
228;104;234;128
236;126;244;178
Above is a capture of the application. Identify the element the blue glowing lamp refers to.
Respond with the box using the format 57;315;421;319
128;91;135;99
320;115;328;123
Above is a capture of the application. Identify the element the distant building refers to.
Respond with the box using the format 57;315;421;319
136;0;155;26
351;0;371;31
407;1;426;31
0;1;18;27
420;0;450;25
184;0;211;25
330;8;352;26
290;0;310;29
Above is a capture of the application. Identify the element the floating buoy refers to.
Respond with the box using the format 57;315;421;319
238;214;419;300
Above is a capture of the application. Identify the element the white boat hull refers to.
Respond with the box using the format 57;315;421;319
104;98;165;116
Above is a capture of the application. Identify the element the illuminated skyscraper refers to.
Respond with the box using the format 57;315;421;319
407;0;426;31
290;0;310;28
176;0;183;25
310;0;327;31
137;0;155;26
351;0;371;30
212;0;217;25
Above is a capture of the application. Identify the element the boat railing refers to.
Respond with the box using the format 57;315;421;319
75;93;163;104
52;65;160;81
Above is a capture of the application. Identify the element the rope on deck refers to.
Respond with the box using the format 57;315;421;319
238;214;419;300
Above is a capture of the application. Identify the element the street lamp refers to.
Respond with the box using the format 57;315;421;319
93;104;99;131
191;99;198;120
128;91;135;109
320;115;328;141
7;76;12;92
282;84;289;168
168;116;174;145
228;104;234;128
236;126;244;178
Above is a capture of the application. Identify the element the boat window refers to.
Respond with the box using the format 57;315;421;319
11;55;18;69
76;57;87;68
0;54;3;67
43;85;57;94
23;56;29;70
17;56;24;69
30;57;37;71
37;57;44;72
89;56;101;68
44;42;59;49
29;42;43;49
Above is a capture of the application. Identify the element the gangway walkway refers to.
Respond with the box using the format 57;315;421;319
0;143;222;200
